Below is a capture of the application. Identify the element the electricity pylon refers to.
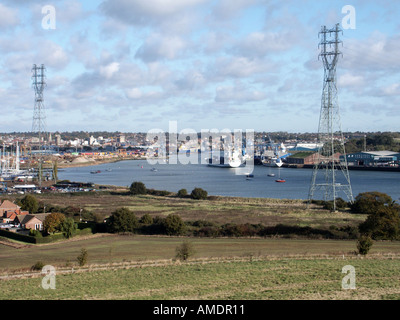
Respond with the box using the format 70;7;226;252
32;64;47;188
308;24;354;211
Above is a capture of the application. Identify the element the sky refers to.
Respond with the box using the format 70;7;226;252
0;0;399;134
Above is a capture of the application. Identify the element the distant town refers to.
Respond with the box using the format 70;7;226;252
0;131;399;190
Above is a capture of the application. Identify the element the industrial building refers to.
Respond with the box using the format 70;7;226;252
342;151;400;167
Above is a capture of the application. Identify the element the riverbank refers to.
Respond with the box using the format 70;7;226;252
57;156;145;169
285;163;400;172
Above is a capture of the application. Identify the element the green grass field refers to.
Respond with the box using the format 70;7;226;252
1;255;399;300
2;234;400;272
1;192;399;300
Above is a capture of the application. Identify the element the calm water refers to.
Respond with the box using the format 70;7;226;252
57;158;400;202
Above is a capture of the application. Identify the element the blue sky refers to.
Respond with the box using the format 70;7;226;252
0;0;399;133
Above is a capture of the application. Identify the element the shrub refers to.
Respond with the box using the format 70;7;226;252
163;214;186;236
107;207;138;233
351;192;394;214
175;241;195;261
140;213;153;225
357;235;373;256
177;189;188;198
190;187;208;200
77;248;88;266
322;198;348;211
358;205;400;240
29;229;43;238
139;216;166;234
194;226;220;237
31;261;44;271
129;181;147;195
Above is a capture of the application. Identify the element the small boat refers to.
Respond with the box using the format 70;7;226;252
275;179;286;183
150;168;158;172
90;170;101;174
268;173;275;177
105;168;112;172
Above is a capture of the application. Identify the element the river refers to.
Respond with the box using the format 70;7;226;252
57;158;400;202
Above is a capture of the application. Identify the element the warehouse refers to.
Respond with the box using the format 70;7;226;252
343;151;400;167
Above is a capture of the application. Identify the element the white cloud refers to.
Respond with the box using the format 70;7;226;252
338;73;364;88
212;56;274;79
100;0;206;27
135;33;187;62
100;62;120;79
0;4;19;28
215;82;266;103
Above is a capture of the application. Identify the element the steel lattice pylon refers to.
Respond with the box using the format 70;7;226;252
32;64;47;187
308;24;354;211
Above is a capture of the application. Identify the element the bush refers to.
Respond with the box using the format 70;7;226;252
191;188;208;200
194;226;220;237
163;214;186;236
322;198;348;211
351;192;394;214
107;207;138;233
146;189;171;196
139;216;166;234
357;235;373;256
177;189;188;198
129;181;147;195
31;261;44;271
140;213;153;225
358;205;400;240
175;241;195;261
77;248;88;266
29;229;43;238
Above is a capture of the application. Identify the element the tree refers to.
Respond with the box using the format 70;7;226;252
52;160;58;183
351;192;395;215
177;189;188;198
358;205;400;240
43;212;66;234
140;213;153;225
107;207;138;233
20;194;39;214
130;181;147;195
191;187;208;200
164;214;186;236
175;241;195;261
61;217;77;239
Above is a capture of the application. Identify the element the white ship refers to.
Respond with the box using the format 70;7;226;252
262;157;283;168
